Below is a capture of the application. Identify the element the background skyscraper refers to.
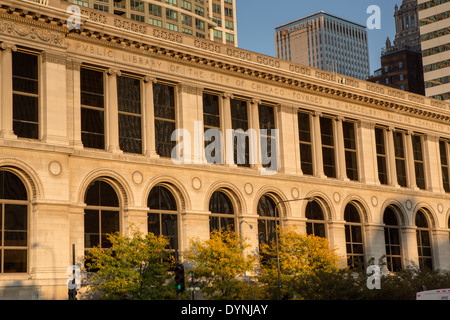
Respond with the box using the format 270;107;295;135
367;0;425;95
67;0;238;46
274;11;370;80
418;0;449;101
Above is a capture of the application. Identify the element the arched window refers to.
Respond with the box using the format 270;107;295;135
84;179;120;251
416;210;432;270
257;194;278;247
305;199;326;238
0;169;28;273
344;203;364;269
383;206;402;272
209;190;235;233
147;185;178;251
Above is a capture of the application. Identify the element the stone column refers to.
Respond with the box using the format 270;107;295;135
249;99;260;169
66;59;83;149
177;83;203;164
123;207;149;235
143;76;159;158
327;220;347;265
386;127;399;187
180;210;211;254
222;93;236;167
68;204;85;266
0;42;17;139
357;120;378;185
312;112;325;178
423;134;443;193
277;105;299;175
238;215;259;257
42;51;69;146
335;116;348;181
364;223;387;266
405;131;418;190
431;229;450;271
401;225;419;268
30;202;71;298
106;68;122;154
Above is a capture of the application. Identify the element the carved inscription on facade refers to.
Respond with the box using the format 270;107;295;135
67;41;162;69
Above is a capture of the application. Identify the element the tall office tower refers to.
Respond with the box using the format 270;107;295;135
275;11;370;80
68;0;238;46
418;0;450;101
367;0;425;95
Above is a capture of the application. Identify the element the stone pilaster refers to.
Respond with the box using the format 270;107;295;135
0;42;17;139
106;68;122;154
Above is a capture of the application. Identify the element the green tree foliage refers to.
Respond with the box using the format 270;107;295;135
360;265;450;300
184;229;260;300
258;227;344;300
84;228;176;300
83;226;450;300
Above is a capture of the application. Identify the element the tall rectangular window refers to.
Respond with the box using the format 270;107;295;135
412;134;426;190
12;50;39;139
166;8;178;21
203;93;221;163
439;139;450;193
181;0;191;11
343;121;358;181
154;83;176;158
80;67;105;149
117;75;142;154
149;4;162;16
258;104;276;169
298;111;313;175
375;127;388;185
393;131;407;187
320;116;336;178
231;99;249;167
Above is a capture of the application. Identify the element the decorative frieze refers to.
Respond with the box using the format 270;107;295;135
0;19;64;46
152;29;182;44
80;9;106;24
114;17;147;35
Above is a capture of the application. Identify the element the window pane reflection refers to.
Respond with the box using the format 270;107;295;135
147;185;178;251
305;200;326;238
0;170;28;273
209;191;235;232
84;180;120;250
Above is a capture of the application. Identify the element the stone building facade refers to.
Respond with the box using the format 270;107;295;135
0;0;449;299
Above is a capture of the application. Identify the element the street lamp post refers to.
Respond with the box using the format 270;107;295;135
274;197;313;300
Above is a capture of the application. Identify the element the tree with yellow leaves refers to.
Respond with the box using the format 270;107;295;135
258;227;344;300
184;229;261;300
84;228;176;300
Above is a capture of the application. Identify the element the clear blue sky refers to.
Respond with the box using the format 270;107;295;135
235;0;399;75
